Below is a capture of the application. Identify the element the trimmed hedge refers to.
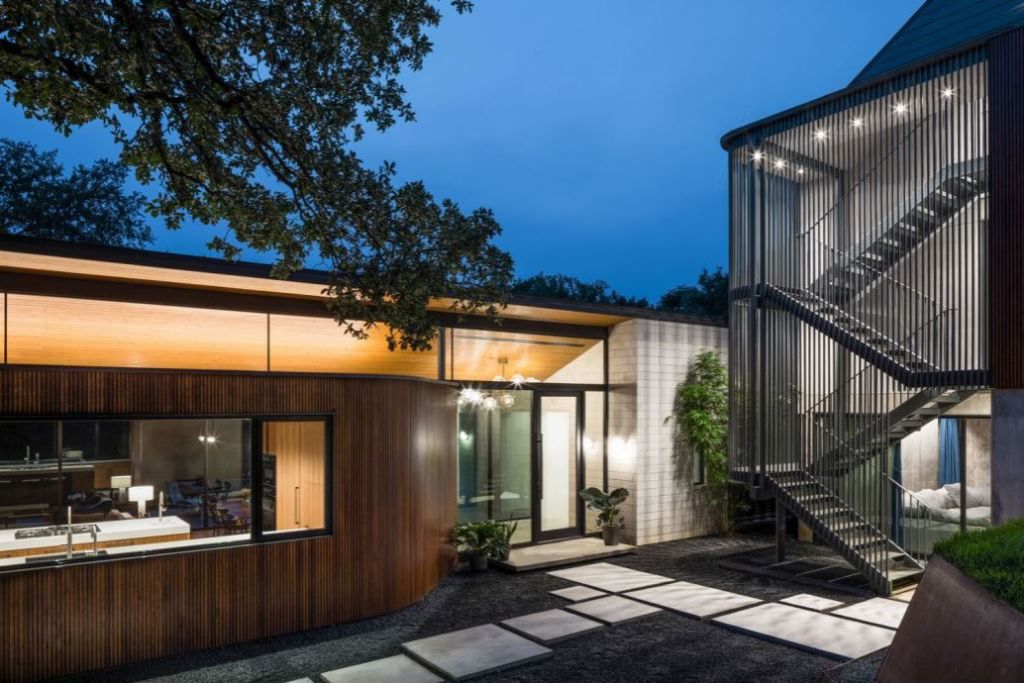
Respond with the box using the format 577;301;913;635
934;519;1024;613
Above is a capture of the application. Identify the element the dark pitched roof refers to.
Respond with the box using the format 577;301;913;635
852;0;1024;84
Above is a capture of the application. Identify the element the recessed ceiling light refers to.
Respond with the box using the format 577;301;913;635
752;150;764;162
942;87;954;99
797;167;805;175
894;103;908;114
851;117;864;128
774;159;785;169
814;129;828;141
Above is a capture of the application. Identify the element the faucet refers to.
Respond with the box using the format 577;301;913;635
66;506;74;559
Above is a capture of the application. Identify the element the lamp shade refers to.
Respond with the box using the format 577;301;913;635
110;475;132;489
128;485;154;503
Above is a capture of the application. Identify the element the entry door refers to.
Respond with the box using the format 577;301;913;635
533;392;583;542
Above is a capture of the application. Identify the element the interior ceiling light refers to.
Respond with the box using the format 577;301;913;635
814;129;828;141
752;150;763;162
492;358;536;388
942;87;955;99
797;167;805;175
851;117;864;128
458;387;484;405
894;102;908;114
773;159;785;170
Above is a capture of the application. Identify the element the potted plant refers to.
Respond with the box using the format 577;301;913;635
579;487;629;545
451;519;517;571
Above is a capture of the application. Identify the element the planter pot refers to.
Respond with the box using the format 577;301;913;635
878;555;1024;683
468;552;489;572
602;526;621;546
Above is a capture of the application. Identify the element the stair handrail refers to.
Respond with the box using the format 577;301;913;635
881;473;930;566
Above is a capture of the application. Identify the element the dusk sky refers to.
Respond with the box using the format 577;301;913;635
0;0;920;302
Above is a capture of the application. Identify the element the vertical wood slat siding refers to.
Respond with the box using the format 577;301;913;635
0;367;457;683
989;28;1024;388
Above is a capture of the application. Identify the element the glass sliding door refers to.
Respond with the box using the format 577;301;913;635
535;392;582;541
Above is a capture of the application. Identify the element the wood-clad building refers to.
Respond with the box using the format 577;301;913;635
0;234;725;681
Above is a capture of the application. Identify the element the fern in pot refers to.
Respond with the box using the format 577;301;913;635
452;519;517;571
579;487;629;545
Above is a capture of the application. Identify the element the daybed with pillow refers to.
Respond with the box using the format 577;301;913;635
901;483;991;554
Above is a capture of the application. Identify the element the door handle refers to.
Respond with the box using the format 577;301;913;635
536;434;543;500
294;486;300;526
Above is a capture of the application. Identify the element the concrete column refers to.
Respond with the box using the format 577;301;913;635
991;390;1024;524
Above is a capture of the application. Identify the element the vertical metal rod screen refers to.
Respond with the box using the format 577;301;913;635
727;48;988;590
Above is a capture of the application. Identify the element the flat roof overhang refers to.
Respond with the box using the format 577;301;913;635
719;32;999;151
0;234;725;329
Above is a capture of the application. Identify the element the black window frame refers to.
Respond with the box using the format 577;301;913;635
0;412;333;574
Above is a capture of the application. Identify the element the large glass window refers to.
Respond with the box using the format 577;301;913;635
0;416;329;570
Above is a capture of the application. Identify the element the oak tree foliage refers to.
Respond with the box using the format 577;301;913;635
0;0;511;350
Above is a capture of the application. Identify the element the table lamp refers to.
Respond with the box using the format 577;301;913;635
128;485;154;519
111;475;132;502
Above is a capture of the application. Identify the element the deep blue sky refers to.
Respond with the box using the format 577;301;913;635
0;0;920;301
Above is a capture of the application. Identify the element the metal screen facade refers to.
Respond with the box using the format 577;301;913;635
725;48;989;592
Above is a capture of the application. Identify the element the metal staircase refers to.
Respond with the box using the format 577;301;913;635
813;165;987;306
750;160;989;596
766;471;924;593
810;389;977;478
767;285;937;383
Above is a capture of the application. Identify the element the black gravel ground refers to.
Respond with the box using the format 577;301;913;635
55;533;884;683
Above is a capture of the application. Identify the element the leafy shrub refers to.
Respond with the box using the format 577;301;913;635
579;487;629;528
934;519;1024;613
452;520;517;560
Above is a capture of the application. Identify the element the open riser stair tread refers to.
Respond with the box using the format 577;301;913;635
766;471;923;595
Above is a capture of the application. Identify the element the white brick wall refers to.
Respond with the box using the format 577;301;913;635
608;318;728;545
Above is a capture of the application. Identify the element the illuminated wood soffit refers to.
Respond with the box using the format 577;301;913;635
0;250;627;327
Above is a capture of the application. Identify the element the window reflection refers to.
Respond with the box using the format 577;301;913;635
0;419;251;568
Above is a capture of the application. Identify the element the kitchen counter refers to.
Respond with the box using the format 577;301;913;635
0;531;247;569
0;463;95;474
0;516;191;556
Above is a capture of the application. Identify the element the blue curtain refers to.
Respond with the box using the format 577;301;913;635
890;443;904;544
939;418;961;486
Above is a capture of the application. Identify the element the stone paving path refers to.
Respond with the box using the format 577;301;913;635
299;561;910;681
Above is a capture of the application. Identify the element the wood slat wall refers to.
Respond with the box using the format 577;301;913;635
0;366;457;682
989;28;1024;388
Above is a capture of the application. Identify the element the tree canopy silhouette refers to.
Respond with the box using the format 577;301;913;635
0;1;510;350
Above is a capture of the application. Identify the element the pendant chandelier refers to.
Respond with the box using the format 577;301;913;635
458;357;539;410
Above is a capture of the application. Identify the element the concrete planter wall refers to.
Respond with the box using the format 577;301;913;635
879;555;1024;683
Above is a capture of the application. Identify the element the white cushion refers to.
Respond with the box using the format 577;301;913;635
965;506;991;526
943;483;991;508
914;487;958;510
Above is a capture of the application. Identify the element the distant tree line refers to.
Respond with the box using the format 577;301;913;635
0;138;152;249
512;267;728;319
